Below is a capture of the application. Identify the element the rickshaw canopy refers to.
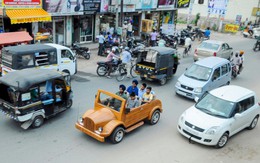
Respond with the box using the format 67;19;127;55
0;69;65;92
146;47;177;55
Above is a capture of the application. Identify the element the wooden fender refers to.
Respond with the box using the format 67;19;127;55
148;107;162;120
101;119;125;137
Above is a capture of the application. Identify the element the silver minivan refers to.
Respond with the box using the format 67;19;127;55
175;57;231;100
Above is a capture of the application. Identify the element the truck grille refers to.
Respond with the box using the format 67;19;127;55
84;118;95;131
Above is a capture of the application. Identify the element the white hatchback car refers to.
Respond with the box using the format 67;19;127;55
177;85;260;148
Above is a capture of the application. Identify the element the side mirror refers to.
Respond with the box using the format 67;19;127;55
212;76;217;81
125;108;131;114
234;113;242;119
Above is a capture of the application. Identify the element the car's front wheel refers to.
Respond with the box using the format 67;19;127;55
149;110;160;125
248;116;259;130
110;127;125;144
216;133;229;148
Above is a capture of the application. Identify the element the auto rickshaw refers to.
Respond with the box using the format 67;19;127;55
134;47;179;85
0;69;73;129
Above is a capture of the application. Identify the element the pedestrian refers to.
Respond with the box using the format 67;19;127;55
150;29;158;47
126;92;140;109
107;32;113;45
106;48;119;78
122;21;128;42
127;21;133;38
96;33;105;56
238;50;244;74
141;86;153;105
127;79;139;96
121;47;132;78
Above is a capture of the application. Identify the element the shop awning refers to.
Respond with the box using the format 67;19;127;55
6;9;51;24
0;31;33;45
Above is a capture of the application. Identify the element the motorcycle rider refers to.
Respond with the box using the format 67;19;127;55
238;50;244;74
231;51;242;74
121;47;132;78
106;48;119;78
204;27;211;39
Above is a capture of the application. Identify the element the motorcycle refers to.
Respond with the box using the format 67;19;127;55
96;58;122;76
231;63;241;78
253;39;260;51
192;27;204;41
71;42;90;60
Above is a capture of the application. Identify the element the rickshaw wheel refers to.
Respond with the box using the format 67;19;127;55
66;99;73;109
159;77;167;85
32;116;44;128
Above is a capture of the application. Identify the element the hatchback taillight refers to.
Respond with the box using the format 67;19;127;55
213;52;217;56
195;49;198;54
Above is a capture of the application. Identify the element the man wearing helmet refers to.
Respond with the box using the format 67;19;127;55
121;47;132;78
106;48;119;78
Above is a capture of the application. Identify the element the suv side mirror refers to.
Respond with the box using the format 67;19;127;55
234;113;242;119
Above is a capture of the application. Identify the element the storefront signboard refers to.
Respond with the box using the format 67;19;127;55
235;15;242;25
44;0;84;16
177;0;190;8
208;0;228;16
2;0;42;8
111;0;137;5
158;0;176;9
224;24;239;33
83;0;101;11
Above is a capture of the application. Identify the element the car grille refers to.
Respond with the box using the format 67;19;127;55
183;129;202;140
181;84;193;91
84;118;95;131
185;121;205;132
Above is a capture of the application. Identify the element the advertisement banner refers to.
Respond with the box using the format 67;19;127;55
158;0;175;8
100;0;109;12
83;0;101;11
44;0;85;15
224;24;239;33
177;0;190;8
136;0;157;10
142;0;153;9
208;0;228;16
2;0;42;8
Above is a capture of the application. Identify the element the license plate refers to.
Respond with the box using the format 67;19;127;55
186;127;199;136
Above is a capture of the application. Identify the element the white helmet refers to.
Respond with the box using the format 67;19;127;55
112;47;116;51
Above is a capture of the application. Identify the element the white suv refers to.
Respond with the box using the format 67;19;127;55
177;85;260;148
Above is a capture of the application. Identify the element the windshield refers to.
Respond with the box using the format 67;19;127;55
195;93;235;118
98;92;123;112
184;64;212;81
199;42;220;51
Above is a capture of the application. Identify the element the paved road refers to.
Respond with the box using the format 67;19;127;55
0;33;259;163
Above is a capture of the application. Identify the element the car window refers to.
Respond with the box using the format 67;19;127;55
184;64;212;81
98;92;122;112
212;67;220;79
61;50;74;60
221;64;228;75
235;96;255;113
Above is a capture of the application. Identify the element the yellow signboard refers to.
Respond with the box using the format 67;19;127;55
252;7;260;16
225;24;239;33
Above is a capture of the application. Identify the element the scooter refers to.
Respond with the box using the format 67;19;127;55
231;63;238;78
71;42;90;60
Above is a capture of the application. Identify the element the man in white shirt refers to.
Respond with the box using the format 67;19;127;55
127;22;133;38
184;37;192;55
97;33;105;56
121;47;132;77
122;21;128;42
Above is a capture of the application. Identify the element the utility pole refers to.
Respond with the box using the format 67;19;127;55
115;0;119;29
120;0;124;27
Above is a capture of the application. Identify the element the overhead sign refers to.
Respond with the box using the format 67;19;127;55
83;0;101;11
208;0;228;16
177;0;190;8
2;0;42;8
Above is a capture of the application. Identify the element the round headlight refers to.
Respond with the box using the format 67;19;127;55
205;126;220;135
98;127;103;132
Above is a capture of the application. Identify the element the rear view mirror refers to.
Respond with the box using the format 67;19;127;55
234;113;242;119
194;97;199;103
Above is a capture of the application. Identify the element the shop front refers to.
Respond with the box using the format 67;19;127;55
73;14;94;43
0;1;51;40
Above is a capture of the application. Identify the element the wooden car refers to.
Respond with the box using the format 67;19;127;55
75;89;163;144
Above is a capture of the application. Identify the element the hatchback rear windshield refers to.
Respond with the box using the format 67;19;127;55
199;42;220;51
